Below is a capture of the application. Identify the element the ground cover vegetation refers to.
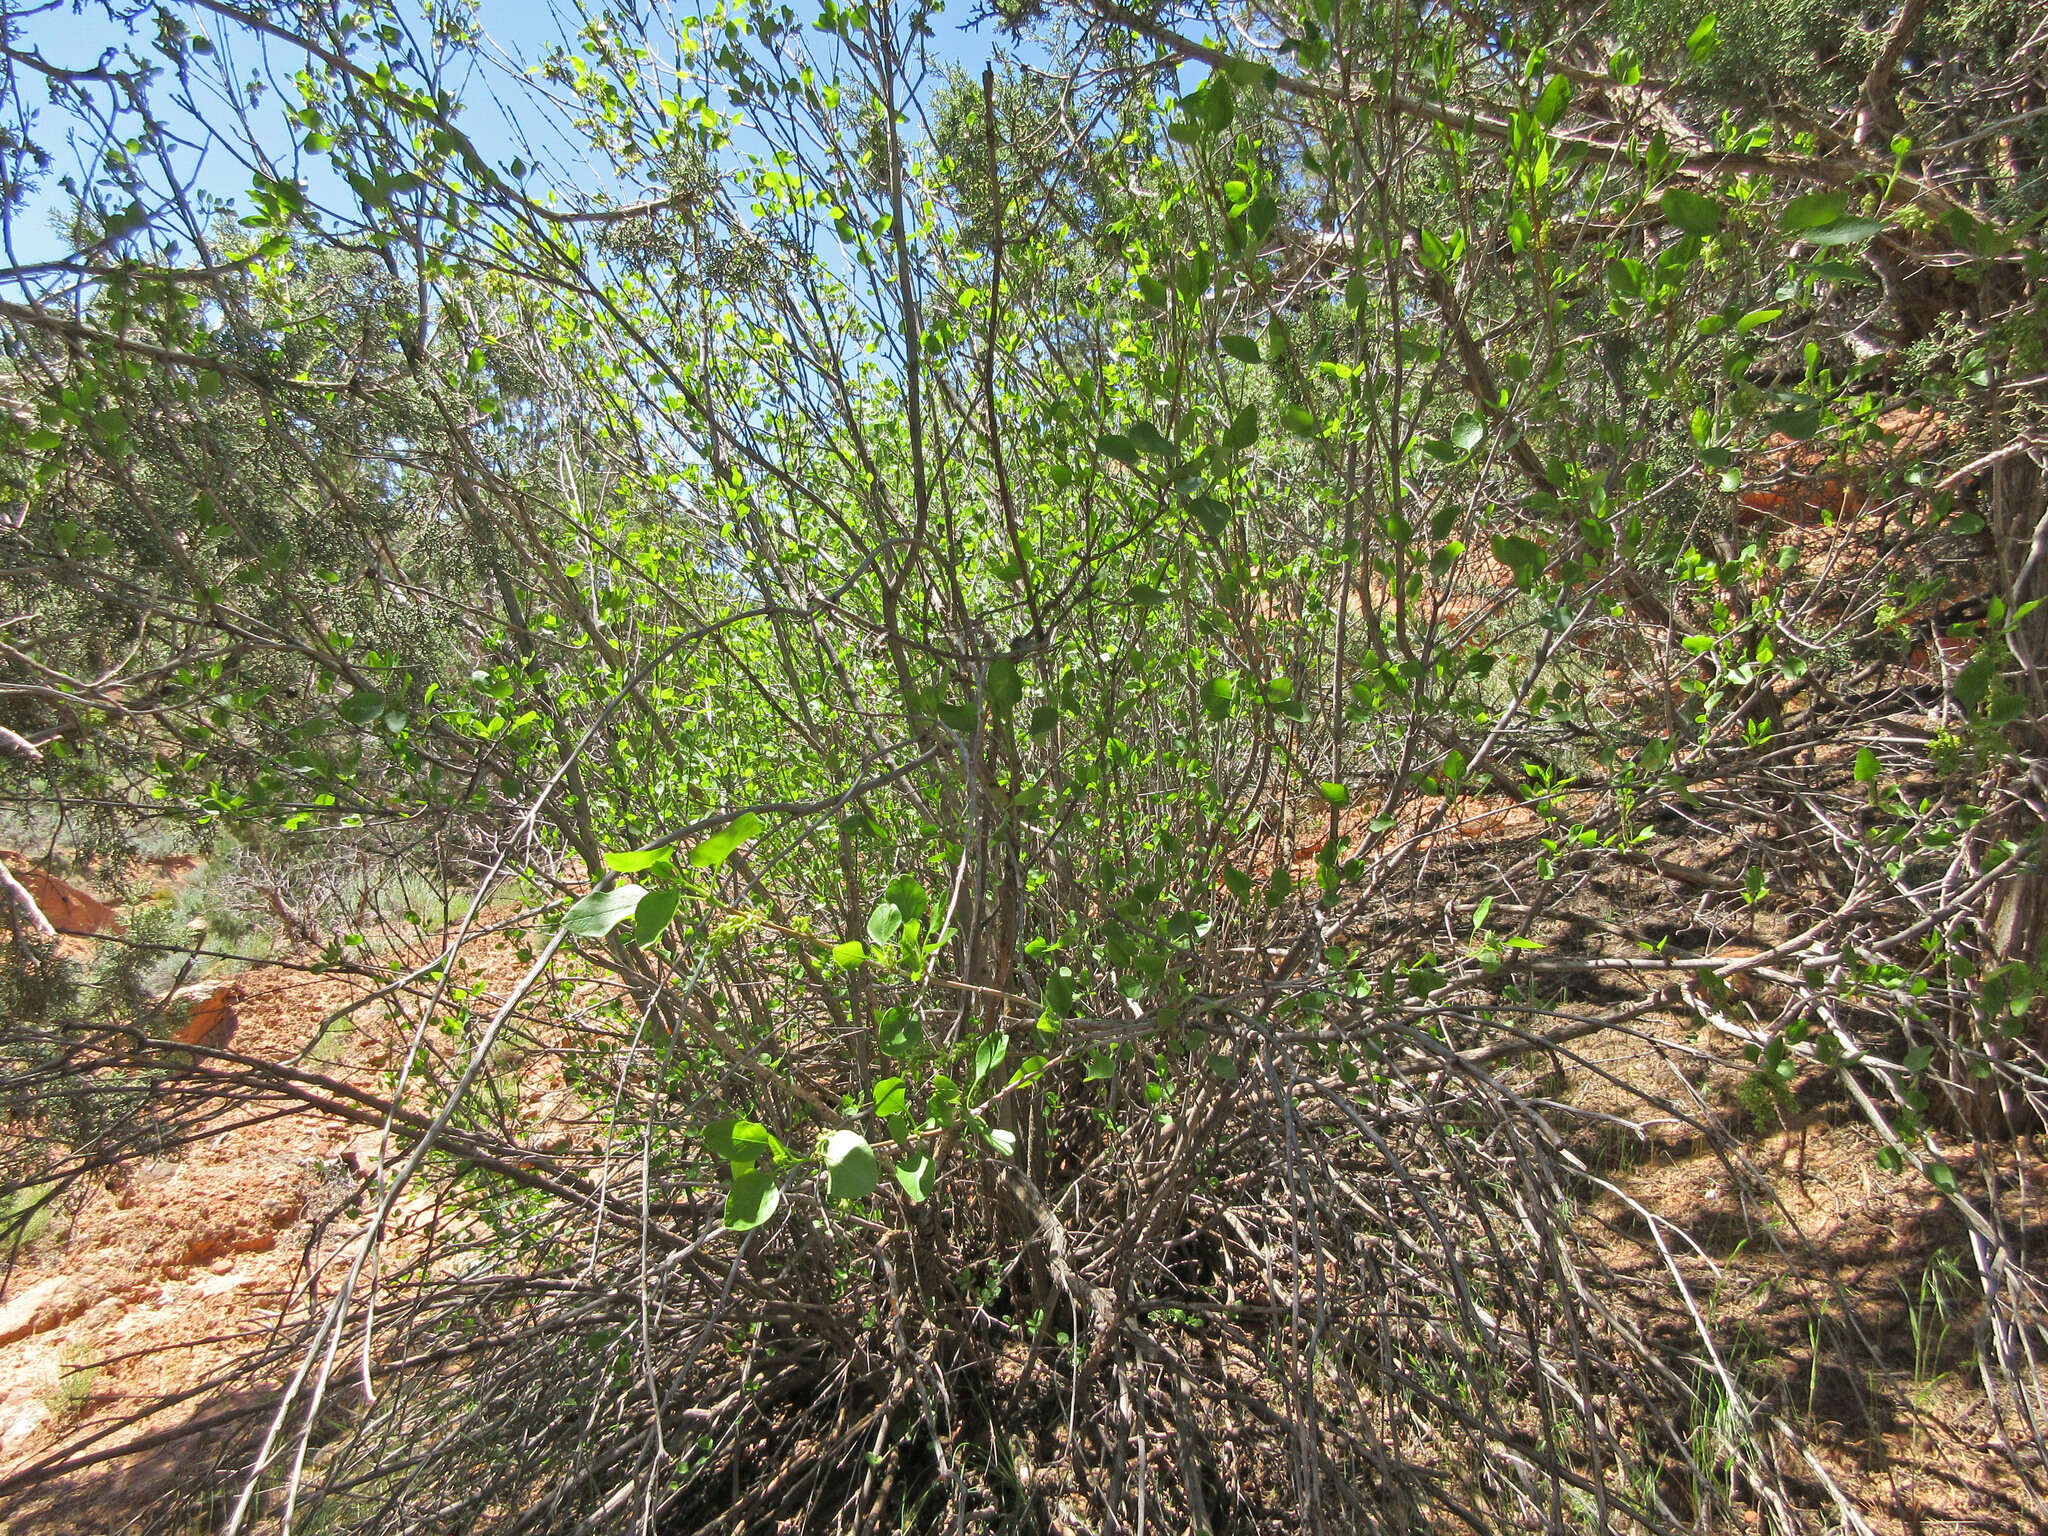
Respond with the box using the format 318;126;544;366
0;0;2045;1530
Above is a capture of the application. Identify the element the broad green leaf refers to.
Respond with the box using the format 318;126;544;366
831;939;866;968
1318;781;1351;808
1136;272;1170;308
1490;534;1545;590
602;847;669;873
564;884;647;938
878;1007;925;1057
1281;405;1319;437
632;887;682;947
1533;74;1570;127
1200;675;1236;721
338;691;385;726
893;1152;935;1203
1660;187;1723;236
1221;403;1259;451
724;1166;780;1231
705;1117;777;1166
872;1076;907;1118
1854;747;1879;784
1219;334;1261;364
884;875;929;922
689;812;764;869
1125;420;1174;460
971;1032;1008;1087
822;1130;879;1199
1450;413;1485;452
1098;432;1140;467
1804;217;1883;247
1780;192;1846;231
867;901;904;944
980;1125;1017;1157
986;657;1024;714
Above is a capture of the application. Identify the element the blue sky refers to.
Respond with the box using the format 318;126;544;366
2;0;1029;277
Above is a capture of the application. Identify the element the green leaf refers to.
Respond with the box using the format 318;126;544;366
1219;334;1261;364
1685;15;1719;60
1953;650;1995;709
724;1166;781;1230
1281;405;1320;437
884;875;929;922
1854;747;1880;784
1200;675;1236;721
1780;192;1846;231
1318;781;1351;808
563;884;647;938
689;812;765;868
1188;496;1232;538
1221;403;1260;451
1027;703;1059;736
602;847;670;873
1450;413;1485;452
1490;534;1546;590
867;901;904;944
1471;894;1494;931
1924;1159;1958;1194
971;1032;1008;1088
1136;272;1170;308
1805;218;1884;247
822;1130;880;1199
633;887;682;947
980;1125;1017;1157
1734;307;1782;336
1125;420;1174;460
878;1007;925;1057
705;1117;777;1166
892;1152;935;1202
1533;74;1570;127
1660;187;1723;236
872;1076;907;1118
338;691;386;726
986;657;1024;714
831;939;867;968
1097;432;1140;467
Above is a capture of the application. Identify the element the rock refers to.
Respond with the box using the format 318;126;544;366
0;1277;82;1346
0;853;121;936
170;983;243;1047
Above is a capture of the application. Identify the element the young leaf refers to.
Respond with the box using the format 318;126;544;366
1660;187;1723;236
822;1130;880;1199
1780;192;1846;231
986;657;1025;715
633;887;682;947
564;885;647;938
971;1032;1008;1088
883;874;929;922
867;901;905;944
893;1152;935;1203
689;812;764;869
872;1075;907;1118
724;1166;781;1231
1853;747;1879;784
1318;781;1351;808
878;1007;925;1057
831;939;867;968
602;847;670;873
